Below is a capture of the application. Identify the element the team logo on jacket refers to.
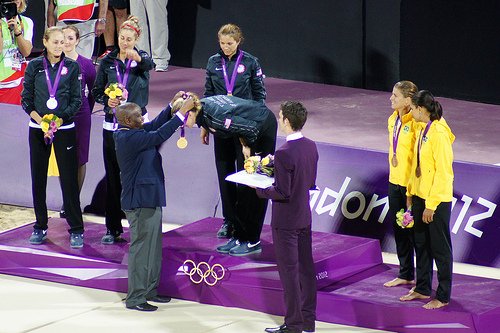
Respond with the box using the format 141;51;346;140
256;68;263;76
237;64;246;73
403;125;410;132
61;66;68;75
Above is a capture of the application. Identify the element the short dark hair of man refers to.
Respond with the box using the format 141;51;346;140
280;101;307;131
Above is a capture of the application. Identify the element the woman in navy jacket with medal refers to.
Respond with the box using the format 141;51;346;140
203;23;267;238
92;15;154;244
21;26;84;248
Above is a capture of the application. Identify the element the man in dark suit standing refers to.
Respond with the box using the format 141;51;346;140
114;98;192;311
256;101;319;333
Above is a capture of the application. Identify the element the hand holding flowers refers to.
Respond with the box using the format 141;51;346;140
396;207;414;228
41;114;63;144
105;83;128;108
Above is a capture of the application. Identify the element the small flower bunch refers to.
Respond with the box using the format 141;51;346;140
244;155;261;174
104;83;128;100
257;154;274;177
41;114;62;144
396;207;414;228
244;154;274;177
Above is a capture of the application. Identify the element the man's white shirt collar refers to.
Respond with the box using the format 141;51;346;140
286;132;303;141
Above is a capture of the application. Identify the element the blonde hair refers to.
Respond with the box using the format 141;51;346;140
218;23;244;44
18;0;27;13
120;15;141;39
394;80;418;99
43;26;64;41
171;92;202;116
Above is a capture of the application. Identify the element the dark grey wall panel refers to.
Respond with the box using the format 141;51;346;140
169;0;364;88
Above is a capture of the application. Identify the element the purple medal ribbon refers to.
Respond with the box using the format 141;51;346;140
176;110;190;149
112;59;132;128
392;115;402;157
43;57;65;109
114;59;132;88
416;121;433;176
221;50;243;96
180;111;190;138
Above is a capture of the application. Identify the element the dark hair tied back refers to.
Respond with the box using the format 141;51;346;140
412;90;443;121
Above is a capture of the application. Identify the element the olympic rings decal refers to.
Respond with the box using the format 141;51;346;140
181;259;225;286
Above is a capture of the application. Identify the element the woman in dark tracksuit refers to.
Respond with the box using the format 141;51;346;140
203;23;266;238
21;27;84;248
178;93;276;256
92;16;154;244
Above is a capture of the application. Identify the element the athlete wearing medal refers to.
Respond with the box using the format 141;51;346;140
203;23;266;239
385;81;418;288
401;90;455;310
175;93;277;256
92;15;154;245
21;26;84;248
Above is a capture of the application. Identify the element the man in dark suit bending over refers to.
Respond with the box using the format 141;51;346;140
256;101;319;333
114;97;193;311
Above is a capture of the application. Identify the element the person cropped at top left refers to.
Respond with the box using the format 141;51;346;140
92;15;155;245
58;25;96;218
47;0;108;59
203;23;266;239
21;27;84;249
0;0;33;105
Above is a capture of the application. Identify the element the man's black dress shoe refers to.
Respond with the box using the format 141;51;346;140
126;302;158;311
147;295;172;303
265;324;299;333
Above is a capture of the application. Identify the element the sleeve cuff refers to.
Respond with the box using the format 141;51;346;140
175;111;185;122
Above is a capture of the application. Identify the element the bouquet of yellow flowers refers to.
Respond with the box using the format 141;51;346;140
41;114;63;144
104;83;128;100
396;208;414;228
244;154;274;177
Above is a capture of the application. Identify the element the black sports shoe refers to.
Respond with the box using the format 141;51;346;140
217;221;233;238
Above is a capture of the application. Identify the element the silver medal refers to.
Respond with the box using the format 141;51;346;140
46;97;58;110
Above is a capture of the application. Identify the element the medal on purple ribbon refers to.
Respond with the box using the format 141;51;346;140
177;110;190;149
221;50;243;97
391;154;398;167
43;57;65;111
177;137;188;149
392;115;401;168
46;97;58;110
415;121;433;179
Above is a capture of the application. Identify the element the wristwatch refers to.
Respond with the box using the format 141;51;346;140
97;18;107;24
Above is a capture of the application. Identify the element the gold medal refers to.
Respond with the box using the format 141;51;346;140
415;166;421;178
391;154;398;167
177;137;188;149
